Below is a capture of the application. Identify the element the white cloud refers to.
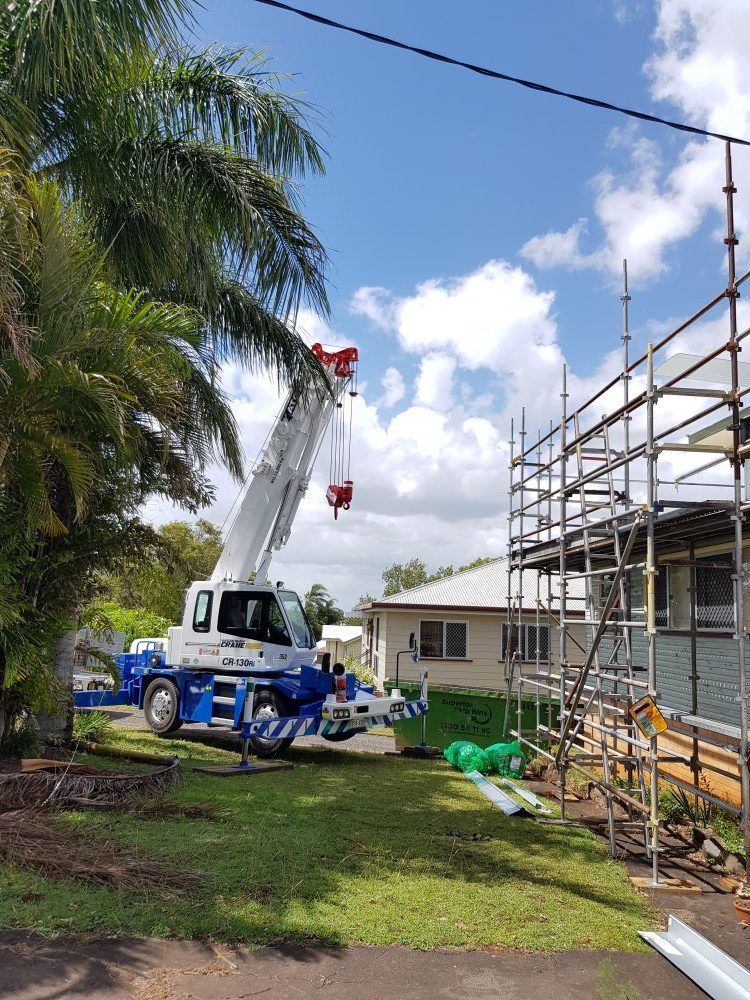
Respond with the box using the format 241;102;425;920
522;2;750;283
378;366;405;407
414;353;456;407
520;218;592;271
349;286;395;329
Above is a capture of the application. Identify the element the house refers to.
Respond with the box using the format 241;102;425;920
321;624;363;664
358;558;586;692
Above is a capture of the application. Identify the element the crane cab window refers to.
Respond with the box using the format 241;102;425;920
218;592;292;646
193;591;213;632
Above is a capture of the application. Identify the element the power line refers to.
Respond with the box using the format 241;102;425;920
251;0;750;148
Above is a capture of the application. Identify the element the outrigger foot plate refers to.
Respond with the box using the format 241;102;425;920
193;762;294;777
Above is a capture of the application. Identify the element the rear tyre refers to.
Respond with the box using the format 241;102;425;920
249;691;294;759
144;678;183;735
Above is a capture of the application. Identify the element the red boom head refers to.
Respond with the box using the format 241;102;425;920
311;343;359;379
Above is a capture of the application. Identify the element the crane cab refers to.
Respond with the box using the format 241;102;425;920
167;580;317;674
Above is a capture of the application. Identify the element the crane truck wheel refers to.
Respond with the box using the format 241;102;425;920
144;678;183;735
249;691;294;759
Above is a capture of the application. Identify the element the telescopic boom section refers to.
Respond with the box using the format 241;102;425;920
210;344;359;585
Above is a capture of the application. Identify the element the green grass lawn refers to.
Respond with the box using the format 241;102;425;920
0;729;656;951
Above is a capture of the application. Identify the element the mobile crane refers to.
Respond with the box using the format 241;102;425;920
75;344;427;758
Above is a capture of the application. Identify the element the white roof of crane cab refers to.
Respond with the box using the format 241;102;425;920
359;558;585;613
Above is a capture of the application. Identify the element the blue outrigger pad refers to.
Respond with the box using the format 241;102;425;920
464;770;530;817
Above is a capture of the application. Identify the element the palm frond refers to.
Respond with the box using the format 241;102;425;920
8;0;191;102
119;47;327;177
206;273;329;392
71;135;329;320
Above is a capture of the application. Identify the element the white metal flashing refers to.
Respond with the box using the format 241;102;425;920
639;915;750;1000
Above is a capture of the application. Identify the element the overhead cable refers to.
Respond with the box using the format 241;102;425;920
251;0;750;147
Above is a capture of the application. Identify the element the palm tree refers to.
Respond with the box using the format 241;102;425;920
304;583;343;640
0;156;243;742
0;1;329;389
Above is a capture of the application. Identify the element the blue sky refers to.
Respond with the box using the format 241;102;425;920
154;0;750;607
195;1;724;370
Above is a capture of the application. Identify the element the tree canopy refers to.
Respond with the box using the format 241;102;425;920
0;0;330;389
98;519;224;623
0;162;240;741
304;583;344;641
381;556;494;598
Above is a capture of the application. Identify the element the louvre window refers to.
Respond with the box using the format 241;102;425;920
419;620;468;659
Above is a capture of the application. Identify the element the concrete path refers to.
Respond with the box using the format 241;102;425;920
0;931;714;1000
1;884;745;1000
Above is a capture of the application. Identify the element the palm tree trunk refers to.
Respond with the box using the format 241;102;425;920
37;628;77;744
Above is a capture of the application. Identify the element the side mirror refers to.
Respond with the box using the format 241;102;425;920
321;652;331;673
409;632;416;650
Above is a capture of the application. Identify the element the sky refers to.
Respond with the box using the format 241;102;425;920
147;0;750;609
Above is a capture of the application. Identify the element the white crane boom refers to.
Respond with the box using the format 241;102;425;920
210;344;358;585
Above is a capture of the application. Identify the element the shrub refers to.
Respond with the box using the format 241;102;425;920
0;720;42;759
72;710;114;744
81;601;172;649
343;654;374;687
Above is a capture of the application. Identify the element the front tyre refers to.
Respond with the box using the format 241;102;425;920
249;691;294;759
144;678;183;735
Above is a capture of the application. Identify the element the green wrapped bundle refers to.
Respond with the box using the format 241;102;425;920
483;742;509;773
491;739;527;778
443;740;489;773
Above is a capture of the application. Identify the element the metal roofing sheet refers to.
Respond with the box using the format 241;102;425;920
375;557;585;610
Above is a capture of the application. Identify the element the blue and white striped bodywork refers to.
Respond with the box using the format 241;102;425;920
240;698;428;741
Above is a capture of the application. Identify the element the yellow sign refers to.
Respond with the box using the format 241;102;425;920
629;695;668;739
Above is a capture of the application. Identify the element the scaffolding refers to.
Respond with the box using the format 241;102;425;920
505;142;750;883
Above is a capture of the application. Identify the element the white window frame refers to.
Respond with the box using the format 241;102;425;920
418;619;469;660
500;622;551;663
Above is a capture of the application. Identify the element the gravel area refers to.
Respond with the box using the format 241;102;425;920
106;707;397;754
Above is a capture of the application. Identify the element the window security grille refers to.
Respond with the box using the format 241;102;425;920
501;623;551;662
419;620;468;658
655;567;669;628
696;557;734;630
445;621;468;658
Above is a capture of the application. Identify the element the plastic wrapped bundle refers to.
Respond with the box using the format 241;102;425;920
490;739;527;778
443;740;489;774
483;742;509;773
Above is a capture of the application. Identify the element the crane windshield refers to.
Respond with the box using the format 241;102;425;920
279;591;315;650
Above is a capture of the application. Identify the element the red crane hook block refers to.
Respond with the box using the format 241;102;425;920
326;480;353;519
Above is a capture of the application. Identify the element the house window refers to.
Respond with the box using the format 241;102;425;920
501;623;551;662
375;616;380;651
419;620;468;659
695;556;734;630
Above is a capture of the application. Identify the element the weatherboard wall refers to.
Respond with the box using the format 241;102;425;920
365;608;586;692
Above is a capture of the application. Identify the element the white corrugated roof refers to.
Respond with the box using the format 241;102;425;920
367;558;584;611
321;624;363;642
